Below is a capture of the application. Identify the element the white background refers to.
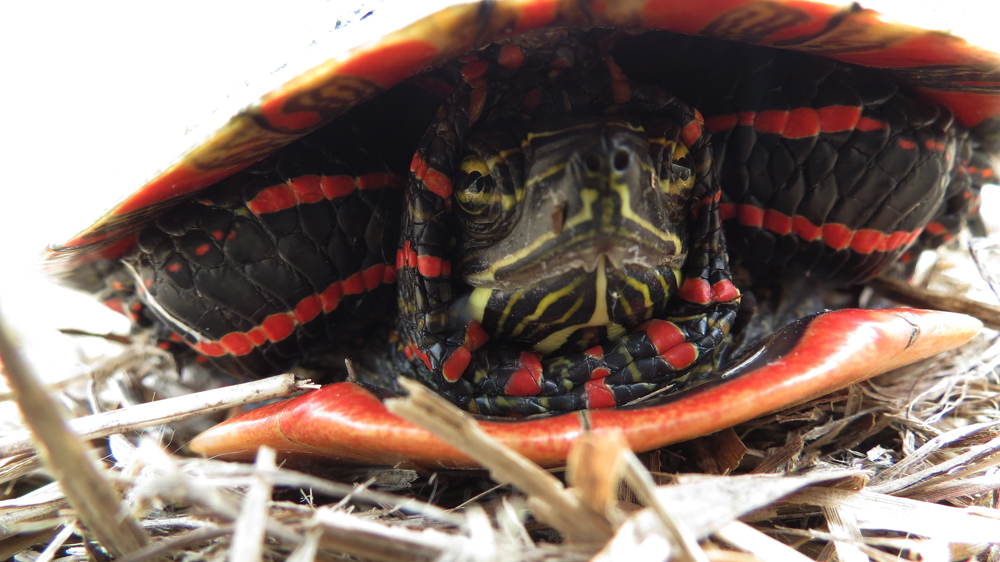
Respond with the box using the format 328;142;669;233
0;0;998;382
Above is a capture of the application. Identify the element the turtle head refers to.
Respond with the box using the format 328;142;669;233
452;115;699;353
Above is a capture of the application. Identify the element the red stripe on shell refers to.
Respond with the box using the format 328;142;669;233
680;120;702;147
821;223;853;250
754;110;788;135
849;229;884;254
342;272;365;295
320;282;342;312
783;108;820;139
295;295;322;324
817;106;861;132
248;185;297;215
856;117;888;131
289;175;324;204
221;333;254;356
763;209;792;235
262;313;296;342
792;216;821;241
737;205;764;227
705;114;737;132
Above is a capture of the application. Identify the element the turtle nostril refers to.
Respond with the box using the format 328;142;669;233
613;150;629;171
585;154;601;172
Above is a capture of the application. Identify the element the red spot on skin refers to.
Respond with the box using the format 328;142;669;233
855;117;888;131
103;299;124;314
211;231;225;241
584;380;616;409
295;295;322;324
404;241;418;268
705;114;737;132
886;231;909;251
514;0;556;33
679;278;713;304
247;185;297;214
158;342;171;350
321;175;356;199
822;223;853;250
850;229;884;254
737;111;755;126
246;328;267;345
523;88;542;111
754;110;788;135
589;367;610;381
221;333;254;356
382;265;398;284
935;142;945;151
719;203;736;220
505;353;543;395
817;106;861;132
130;301;143;312
342;272;365;295
195;244;211;256
783;107;820;139
662;343;698;370
792;216;821;241
498;44;524;69
423;168;454;198
410;152;421;172
925;221;946;235
584;345;603;359
361;265;385;290
611;80;631;104
195;341;227;357
442;348;472;382
469;87;487;124
925;139;936;150
680;120;702;147
289;175;324;204
227;232;236;240
262;313;296;342
167;263;182;273
641;320;685;355
983;168;995;178
763;209;792;235
144;278;153;288
465;321;490;350
320;282;343;311
195;355;209;364
737;205;764;228
354;173;383;190
112;281;124;291
899;139;917;150
396;249;406;270
416;255;446;277
712;280;739;302
461;59;489;83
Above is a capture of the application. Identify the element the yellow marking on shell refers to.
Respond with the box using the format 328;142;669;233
511;274;588;338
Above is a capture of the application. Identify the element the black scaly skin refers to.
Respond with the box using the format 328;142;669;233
614;33;986;283
110;30;995;417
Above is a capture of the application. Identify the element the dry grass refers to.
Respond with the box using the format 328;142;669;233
2;243;1000;561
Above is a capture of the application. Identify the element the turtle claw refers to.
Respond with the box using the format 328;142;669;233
187;308;981;468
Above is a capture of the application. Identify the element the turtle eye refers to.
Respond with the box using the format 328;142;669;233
456;158;500;222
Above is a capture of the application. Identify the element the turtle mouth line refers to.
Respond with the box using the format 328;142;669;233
470;231;685;290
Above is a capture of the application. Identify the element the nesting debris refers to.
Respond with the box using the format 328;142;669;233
2;244;1000;560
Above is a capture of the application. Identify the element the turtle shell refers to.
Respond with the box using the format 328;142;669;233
45;0;1000;277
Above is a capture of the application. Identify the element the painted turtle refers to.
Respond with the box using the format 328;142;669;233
47;1;998;467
